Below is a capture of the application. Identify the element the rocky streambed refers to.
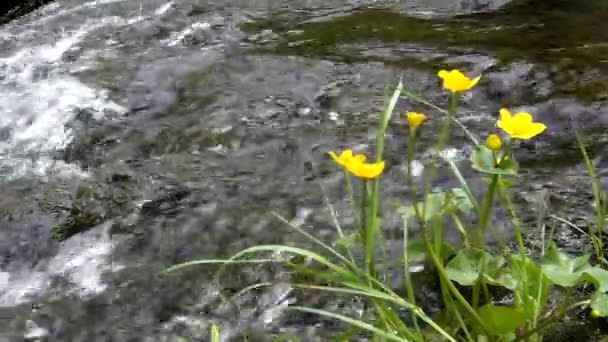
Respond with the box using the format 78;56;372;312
0;0;607;340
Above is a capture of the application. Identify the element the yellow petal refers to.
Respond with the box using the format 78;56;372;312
486;134;502;151
517;123;547;139
438;70;449;79
512;112;533;124
406;111;426;128
468;75;481;89
499;108;511;122
328;151;340;163
351;154;367;164
342;149;353;159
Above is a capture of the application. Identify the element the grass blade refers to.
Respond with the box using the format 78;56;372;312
290;306;412;342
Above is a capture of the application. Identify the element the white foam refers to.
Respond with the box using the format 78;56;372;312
164;22;211;47
0;17;130;178
155;2;174;16
0;223;116;307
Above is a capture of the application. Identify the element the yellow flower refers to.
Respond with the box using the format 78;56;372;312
328;149;365;168
486;134;502;151
328;149;384;179
497;108;546;139
438;69;481;92
406;112;426;129
348;160;385;179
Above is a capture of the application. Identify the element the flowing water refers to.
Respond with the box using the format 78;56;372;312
0;0;607;340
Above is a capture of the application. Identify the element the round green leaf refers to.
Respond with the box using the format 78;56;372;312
471;145;519;175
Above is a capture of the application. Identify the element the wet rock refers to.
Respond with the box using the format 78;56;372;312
140;185;191;216
247;29;278;44
0;0;55;25
0;126;12;141
24;320;49;341
50;204;103;241
50;174;138;240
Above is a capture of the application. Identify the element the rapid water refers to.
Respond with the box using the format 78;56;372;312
0;0;607;340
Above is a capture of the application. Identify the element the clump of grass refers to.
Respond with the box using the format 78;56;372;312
165;68;608;341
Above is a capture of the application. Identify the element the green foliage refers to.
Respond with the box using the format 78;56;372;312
591;292;608;317
471;145;519;176
165;71;608;341
477;305;530;336
445;248;504;286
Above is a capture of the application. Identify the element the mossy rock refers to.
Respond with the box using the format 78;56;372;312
51;175;137;240
51;204;103;240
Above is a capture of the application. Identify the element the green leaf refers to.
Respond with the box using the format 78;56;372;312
444;188;475;215
478;305;530;335
406;239;454;263
591;291;608;317
510;255;550;314
446;248;503;286
582;266;608;292
397;188;473;223
422;192;446;222
333;233;360;249
471;145;518;175
210;324;220;342
484;268;517;290
540;247;591;287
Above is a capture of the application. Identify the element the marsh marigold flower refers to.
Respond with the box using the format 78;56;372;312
438;69;481;93
497;108;546;139
348;160;385;179
406;112;426;129
328;149;384;179
328;149;363;168
486;134;502;151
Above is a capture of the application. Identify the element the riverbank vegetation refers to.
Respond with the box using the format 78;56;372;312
167;69;608;341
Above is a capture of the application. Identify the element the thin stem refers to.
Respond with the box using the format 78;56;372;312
421;226;492;335
344;171;361;234
474;175;499;248
471;174;498;309
402;219;422;337
407;128;423;222
434;216;452;313
400;88;478;145
365;82;402;278
361;179;368;242
514;300;591;342
422;92;458;221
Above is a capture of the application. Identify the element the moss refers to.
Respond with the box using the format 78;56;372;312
51;204;103;240
170;67;217;111
150;125;234;155
51;177;136;240
242;0;608;101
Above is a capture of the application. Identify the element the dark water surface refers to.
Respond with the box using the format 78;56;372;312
0;0;607;340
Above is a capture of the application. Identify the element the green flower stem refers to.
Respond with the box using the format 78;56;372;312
402;219;422;337
421;226;491;335
471;173;498;309
365;82;402;278
434;216;452;312
407;128;423;222
344;171;361;235
513;300;591;342
400;88;479;146
422;91;458;222
361;179;368;244
404;126;424;337
474;175;498;248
